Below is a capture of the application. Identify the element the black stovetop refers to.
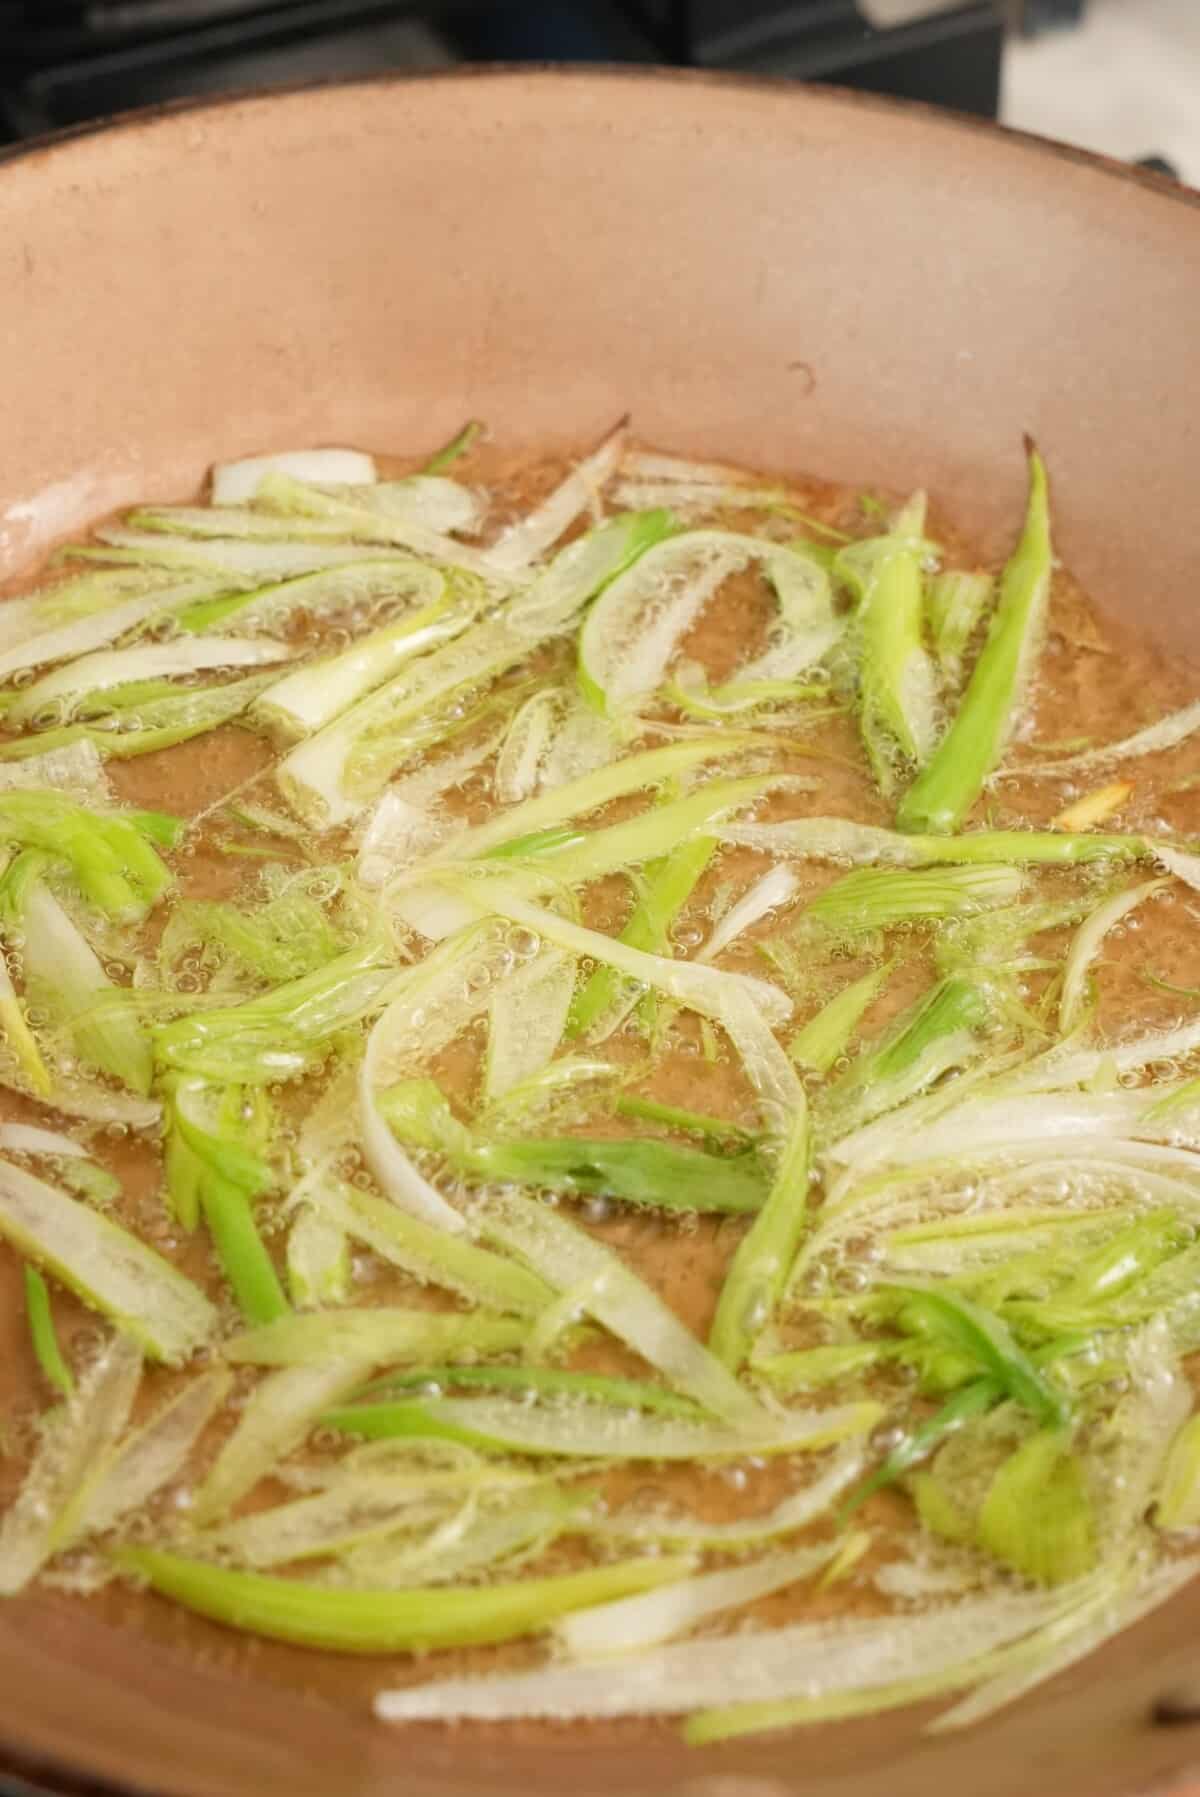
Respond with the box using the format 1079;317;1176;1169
0;1;1006;141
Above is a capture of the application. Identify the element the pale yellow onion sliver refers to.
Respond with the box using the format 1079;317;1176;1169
555;1540;839;1659
478;1191;776;1428
453;881;792;1030
0;1335;141;1593
375;1579;1098;1724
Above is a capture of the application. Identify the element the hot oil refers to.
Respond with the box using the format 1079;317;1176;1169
2;441;1200;1734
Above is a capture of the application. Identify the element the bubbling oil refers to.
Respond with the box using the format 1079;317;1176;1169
0;440;1199;1723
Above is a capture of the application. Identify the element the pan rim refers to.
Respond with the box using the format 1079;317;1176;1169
0;59;1196;214
0;59;1197;1797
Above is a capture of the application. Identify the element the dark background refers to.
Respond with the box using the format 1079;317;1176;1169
0;1;1093;145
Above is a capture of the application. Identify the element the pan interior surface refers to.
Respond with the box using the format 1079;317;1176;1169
0;67;1198;1797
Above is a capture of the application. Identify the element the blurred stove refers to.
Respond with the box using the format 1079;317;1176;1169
0;3;461;137
0;1;1006;143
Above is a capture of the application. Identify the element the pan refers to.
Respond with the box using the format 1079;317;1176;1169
0;66;1198;1797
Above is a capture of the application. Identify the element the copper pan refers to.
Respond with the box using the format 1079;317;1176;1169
0;66;1198;1797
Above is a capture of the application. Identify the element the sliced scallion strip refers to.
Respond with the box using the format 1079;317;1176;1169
114;1545;694;1654
327;1391;881;1460
23;1264;74;1397
897;445;1052;833
0;1160;215;1363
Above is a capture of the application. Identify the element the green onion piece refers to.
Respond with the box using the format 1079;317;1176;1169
210;447;377;504
690;1561;1155;1745
422;419;485;475
322;1398;511;1453
78;1367;231;1541
178;558;437;632
683;1669;966;1745
56;1156;121;1210
788;962;894;1075
478;1191;768;1425
977;1431;1097;1585
192;1362;369;1525
926;569;994;680
589;1449;863;1552
488;420;629;570
242;472;498;573
467;1134;767;1215
91;524;425;589
159;881;347;988
7;635;291;729
343;1487;581;1589
799;864;1023;940
450;880;792;1031
820;975;992;1139
375;1537;1094;1728
481;825;586;861
0;791;175;921
278;511;673;827
2;860;154;1095
285;1206;350;1309
224;1308;531;1368
910;1467;974;1543
193;1472;510;1571
1054;1209;1189;1310
1059;877;1167;1034
1024;698;1200;778
154;938;393;1084
68;674;186;717
612;1094;751;1144
299;1176;556;1317
367;1363;704;1418
733;548;843;685
751;1342;887;1393
569;835;717;1037
577;532;831;716
493;687;569;803
887;1286;1069;1426
838;493;937;791
897;444;1052;834
935;890;1102;975
843;1376;1002;1518
576;531;750;714
698;865;800;966
326;1393;881;1460
126;810;184;849
166;1080;288;1327
555;1541;837;1659
0;584;203;687
200;1177;288;1328
0;1159;215;1363
668;675;834;720
0;1335;141;1594
483;945;576;1103
931;1558;1198;1734
0;946;51;1096
1143;973;1200;1005
0;672;282;764
725;816;1150;870
492;783;762;894
252;577;466;742
447;734;755;864
113;1546;694;1654
0;565;168;644
709;1099;810;1370
23;1264;74;1397
477;1056;625;1136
